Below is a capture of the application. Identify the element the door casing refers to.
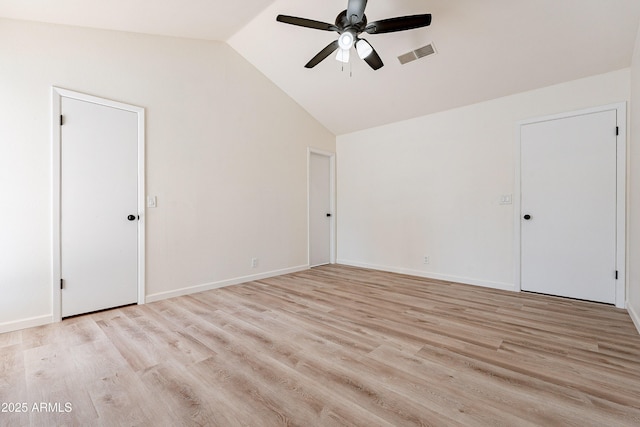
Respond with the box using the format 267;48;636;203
51;87;146;322
515;103;627;308
308;148;336;266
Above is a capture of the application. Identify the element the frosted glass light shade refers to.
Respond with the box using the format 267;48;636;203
356;39;373;59
338;32;355;50
336;48;350;63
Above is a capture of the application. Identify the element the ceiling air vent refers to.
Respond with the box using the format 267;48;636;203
398;43;437;65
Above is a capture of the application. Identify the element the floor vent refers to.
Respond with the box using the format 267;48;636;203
398;43;437;65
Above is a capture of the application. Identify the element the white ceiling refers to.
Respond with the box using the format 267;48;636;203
0;0;274;40
2;0;640;135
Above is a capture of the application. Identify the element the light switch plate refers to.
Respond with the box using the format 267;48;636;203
147;196;157;208
499;194;512;205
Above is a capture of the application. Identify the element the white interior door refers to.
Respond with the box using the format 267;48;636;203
61;97;139;317
520;109;617;304
309;152;332;267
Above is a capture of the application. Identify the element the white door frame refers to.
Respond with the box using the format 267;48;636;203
514;102;627;308
307;148;336;266
51;87;146;322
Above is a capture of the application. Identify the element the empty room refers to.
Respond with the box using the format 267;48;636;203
2;0;640;425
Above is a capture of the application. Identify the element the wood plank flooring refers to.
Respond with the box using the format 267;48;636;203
1;264;640;426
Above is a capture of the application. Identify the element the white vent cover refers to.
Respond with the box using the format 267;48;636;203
398;43;437;65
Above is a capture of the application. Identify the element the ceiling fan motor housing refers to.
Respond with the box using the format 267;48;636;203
336;10;367;32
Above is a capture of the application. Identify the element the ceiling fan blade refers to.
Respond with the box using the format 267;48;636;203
363;45;384;70
346;0;368;24
305;40;340;68
365;14;432;34
276;15;339;32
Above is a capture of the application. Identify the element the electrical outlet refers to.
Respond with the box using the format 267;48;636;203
424;256;430;265
251;257;258;268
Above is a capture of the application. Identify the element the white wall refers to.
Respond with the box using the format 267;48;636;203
337;69;630;291
0;18;335;332
629;25;640;331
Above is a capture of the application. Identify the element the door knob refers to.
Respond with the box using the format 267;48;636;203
326;213;332;217
523;214;532;220
127;215;137;221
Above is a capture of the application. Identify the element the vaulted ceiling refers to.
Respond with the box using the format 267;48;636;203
1;0;639;135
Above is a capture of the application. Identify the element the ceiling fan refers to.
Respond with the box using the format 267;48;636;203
276;0;432;70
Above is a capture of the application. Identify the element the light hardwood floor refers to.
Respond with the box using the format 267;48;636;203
1;264;640;426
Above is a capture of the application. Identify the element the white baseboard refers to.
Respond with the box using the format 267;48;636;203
0;314;53;334
145;264;309;303
628;303;640;335
337;259;516;292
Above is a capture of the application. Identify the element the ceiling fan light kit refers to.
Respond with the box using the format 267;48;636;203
276;0;432;71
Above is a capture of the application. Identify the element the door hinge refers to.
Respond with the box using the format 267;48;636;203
60;115;64;126
616;126;619;136
60;278;64;290
615;270;619;280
